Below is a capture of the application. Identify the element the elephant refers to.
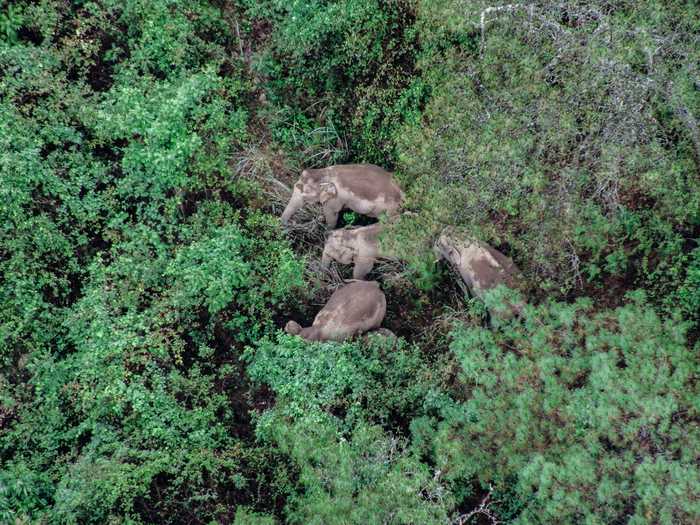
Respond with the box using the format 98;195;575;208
284;280;386;342
321;223;393;279
434;232;525;318
280;164;404;229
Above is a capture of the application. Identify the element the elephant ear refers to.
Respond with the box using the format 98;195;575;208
319;182;338;204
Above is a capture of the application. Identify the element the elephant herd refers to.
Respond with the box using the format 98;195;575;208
281;164;524;342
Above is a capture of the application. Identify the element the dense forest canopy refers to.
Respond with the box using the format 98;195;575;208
1;0;698;523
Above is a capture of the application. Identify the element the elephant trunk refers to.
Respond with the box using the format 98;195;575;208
286;321;322;341
281;187;304;225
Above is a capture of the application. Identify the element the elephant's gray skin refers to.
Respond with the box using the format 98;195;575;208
434;232;525;317
284;281;386;342
280;164;404;229
321;223;392;279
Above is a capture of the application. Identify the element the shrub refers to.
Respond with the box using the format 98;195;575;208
247;333;436;430
246;334;453;523
246;0;423;163
0;1;303;522
392;0;700;296
429;293;700;523
2;211;303;522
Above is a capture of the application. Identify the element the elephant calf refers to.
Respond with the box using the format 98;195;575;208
435;233;525;317
285;281;386;342
321;223;392;280
280;164;404;229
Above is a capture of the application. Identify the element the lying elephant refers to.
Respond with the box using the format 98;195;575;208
434;232;525;317
280;164;404;229
285;280;386;341
321;223;393;279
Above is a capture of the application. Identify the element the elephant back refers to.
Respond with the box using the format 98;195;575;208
328;164;403;204
314;281;386;336
447;238;523;295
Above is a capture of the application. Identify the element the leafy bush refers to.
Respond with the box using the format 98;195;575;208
666;246;700;327
392;0;700;297
271;419;451;525
0;3;22;44
428;293;699;523
248;333;437;431
247;334;453;523
246;0;424;162
0;1;303;522
1;207;303;522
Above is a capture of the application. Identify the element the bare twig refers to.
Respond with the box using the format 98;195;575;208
453;485;500;524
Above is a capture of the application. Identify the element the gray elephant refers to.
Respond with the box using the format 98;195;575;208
285;280;386;342
321;223;394;279
280;164;404;228
434;232;525;317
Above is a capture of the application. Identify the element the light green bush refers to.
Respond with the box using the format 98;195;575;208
247;334;453;524
431;293;699;523
3;1;699;523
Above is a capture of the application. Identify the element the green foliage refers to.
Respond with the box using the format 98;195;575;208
264;106;348;168
247;334;452;523
167;224;252;314
0;3;23;44
248;0;395;96
342;210;358;226
0;462;52;524
3;0;700;523
248;333;436;429
393;0;700;298
234;507;277;525
246;0;423;162
674;246;700;323
432;294;699;523
276;420;450;525
0;1;302;522
1;200;302;523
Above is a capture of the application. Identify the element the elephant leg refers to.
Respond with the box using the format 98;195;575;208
352;257;375;280
323;202;342;229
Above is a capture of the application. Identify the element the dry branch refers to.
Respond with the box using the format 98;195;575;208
453;485;500;524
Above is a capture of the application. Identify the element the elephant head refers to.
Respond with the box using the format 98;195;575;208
321;229;356;269
280;169;326;225
284;320;302;335
321;224;385;279
434;233;463;271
